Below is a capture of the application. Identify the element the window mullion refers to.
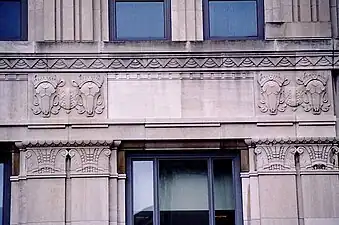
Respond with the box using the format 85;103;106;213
154;158;160;225
208;158;215;225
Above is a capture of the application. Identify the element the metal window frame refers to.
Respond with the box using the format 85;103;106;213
109;0;171;41
203;0;264;40
126;151;243;225
0;0;27;41
0;152;11;225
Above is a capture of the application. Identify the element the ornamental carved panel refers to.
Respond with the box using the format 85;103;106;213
297;145;339;170
257;72;332;115
69;147;111;175
257;74;290;115
30;74;106;118
25;148;68;175
254;145;296;171
248;138;339;172
31;75;65;117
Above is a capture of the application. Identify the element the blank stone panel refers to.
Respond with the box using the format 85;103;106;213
0;81;27;122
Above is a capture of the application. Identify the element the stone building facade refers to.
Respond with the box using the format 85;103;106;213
0;1;339;225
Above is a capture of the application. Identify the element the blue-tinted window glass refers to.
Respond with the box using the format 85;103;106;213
0;163;4;224
116;1;164;39
209;0;257;37
0;1;21;40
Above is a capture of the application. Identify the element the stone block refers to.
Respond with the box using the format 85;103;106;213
0;80;27;122
181;79;254;118
108;80;181;119
70;178;109;224
301;175;339;218
26;179;65;224
259;175;298;218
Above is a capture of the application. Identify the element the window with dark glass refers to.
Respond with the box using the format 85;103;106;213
0;0;27;40
111;0;170;40
0;152;11;225
127;153;243;225
203;0;263;39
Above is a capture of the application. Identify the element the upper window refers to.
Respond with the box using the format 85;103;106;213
111;0;171;40
127;152;243;225
204;0;263;39
0;0;27;41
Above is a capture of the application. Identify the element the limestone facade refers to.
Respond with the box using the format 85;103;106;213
1;1;339;225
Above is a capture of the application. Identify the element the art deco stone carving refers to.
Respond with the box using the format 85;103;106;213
295;73;330;115
257;74;290;115
297;145;339;170
247;137;339;171
69;147;111;174
72;74;105;117
25;148;68;175
31;75;65;117
254;145;296;171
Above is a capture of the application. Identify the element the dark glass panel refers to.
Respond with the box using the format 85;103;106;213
0;163;4;224
213;159;235;225
159;160;209;225
0;1;21;40
116;1;164;39
133;161;154;225
209;0;257;37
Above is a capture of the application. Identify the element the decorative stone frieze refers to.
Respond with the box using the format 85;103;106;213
246;137;339;172
0;54;333;73
69;147;111;175
257;74;290;115
31;75;65;118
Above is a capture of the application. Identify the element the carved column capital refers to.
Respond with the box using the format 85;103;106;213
69;145;112;176
246;137;339;172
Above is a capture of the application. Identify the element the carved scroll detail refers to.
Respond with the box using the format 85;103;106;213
69;147;111;174
254;145;297;171
295;73;330;115
297;145;339;170
25;148;68;175
72;74;105;117
257;74;290;115
31;75;65;117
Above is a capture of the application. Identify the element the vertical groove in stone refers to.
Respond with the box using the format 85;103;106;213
93;0;101;41
80;0;94;40
311;0;318;21
109;149;118;225
43;0;56;40
65;155;71;225
79;0;82;40
101;0;109;41
295;153;305;225
55;0;62;40
298;0;301;21
74;0;80;40
62;0;75;40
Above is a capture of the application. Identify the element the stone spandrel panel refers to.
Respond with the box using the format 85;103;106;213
108;71;255;119
0;75;28;123
28;73;107;119
255;70;334;118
